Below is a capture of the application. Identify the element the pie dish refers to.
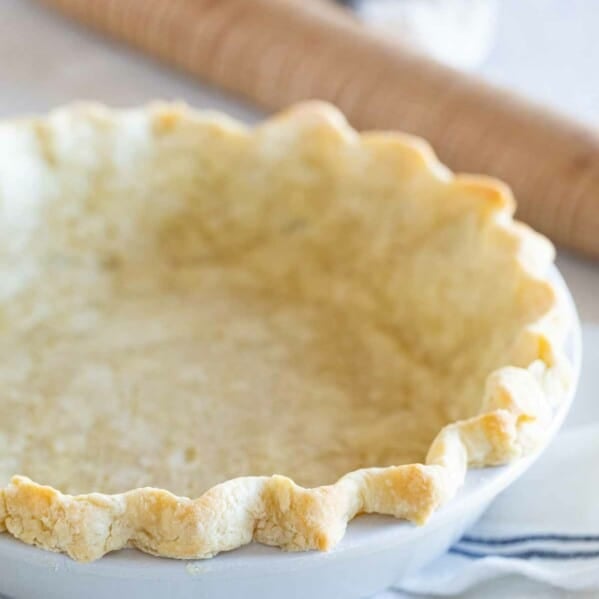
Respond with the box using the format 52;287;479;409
0;102;571;563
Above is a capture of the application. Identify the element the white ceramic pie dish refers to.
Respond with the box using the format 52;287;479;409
0;265;580;599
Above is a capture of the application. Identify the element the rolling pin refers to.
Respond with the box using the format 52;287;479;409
39;0;599;258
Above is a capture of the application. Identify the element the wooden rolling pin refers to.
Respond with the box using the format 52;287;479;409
39;0;599;257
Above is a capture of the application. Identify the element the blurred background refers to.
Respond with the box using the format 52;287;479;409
2;0;598;125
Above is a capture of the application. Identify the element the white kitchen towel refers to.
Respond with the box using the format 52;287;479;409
373;325;599;598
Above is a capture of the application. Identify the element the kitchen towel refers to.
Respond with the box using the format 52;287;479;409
380;325;599;598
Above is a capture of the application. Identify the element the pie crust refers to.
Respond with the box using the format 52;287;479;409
0;103;571;562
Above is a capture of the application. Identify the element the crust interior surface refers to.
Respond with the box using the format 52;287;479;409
0;103;570;561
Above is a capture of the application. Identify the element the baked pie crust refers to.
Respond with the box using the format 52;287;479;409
0;103;570;562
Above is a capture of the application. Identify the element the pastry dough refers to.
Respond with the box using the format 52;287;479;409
0;103;570;561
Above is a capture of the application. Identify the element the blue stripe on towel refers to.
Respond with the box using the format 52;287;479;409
461;533;599;545
450;546;599;560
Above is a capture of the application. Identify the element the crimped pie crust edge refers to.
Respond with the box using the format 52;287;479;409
0;102;571;562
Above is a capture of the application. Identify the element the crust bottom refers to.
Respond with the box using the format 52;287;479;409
0;357;569;562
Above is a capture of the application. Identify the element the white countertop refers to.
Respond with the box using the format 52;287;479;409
1;1;598;597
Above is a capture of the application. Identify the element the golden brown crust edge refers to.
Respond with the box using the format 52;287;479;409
0;102;571;562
